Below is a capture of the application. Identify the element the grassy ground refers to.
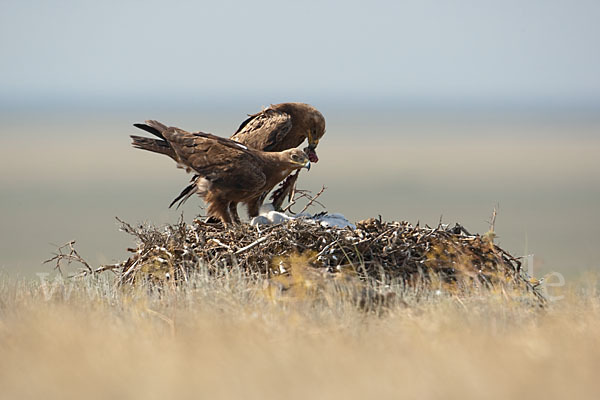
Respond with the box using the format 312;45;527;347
1;267;599;400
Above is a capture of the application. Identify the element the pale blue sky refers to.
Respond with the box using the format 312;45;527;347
1;0;600;108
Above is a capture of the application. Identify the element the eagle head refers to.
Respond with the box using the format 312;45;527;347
285;148;311;171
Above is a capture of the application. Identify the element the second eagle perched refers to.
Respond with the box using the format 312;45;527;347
131;120;311;224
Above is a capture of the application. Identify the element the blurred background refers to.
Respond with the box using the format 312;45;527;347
1;0;598;279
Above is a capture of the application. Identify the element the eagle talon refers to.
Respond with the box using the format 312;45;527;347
204;216;222;224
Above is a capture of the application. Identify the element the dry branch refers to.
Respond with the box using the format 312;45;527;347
44;240;92;276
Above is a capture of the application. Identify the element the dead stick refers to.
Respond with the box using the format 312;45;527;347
298;186;327;214
234;235;271;255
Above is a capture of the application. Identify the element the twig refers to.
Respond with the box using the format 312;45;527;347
43;240;92;275
487;205;498;233
314;240;339;259
208;238;231;250
282;199;298;213
235;235;271;255
120;249;153;282
71;263;121;278
283;189;313;213
298;186;327;214
116;217;138;236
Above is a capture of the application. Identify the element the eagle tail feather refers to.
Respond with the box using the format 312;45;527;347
169;177;199;209
130;135;177;160
133;120;168;140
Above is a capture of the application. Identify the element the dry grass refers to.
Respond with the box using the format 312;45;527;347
1;266;599;400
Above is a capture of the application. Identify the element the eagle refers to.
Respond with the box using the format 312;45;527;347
230;102;326;209
231;102;325;163
130;120;311;224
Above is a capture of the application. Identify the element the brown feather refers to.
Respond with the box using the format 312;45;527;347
133;120;169;140
130;135;177;161
131;121;310;224
230;103;325;152
229;102;326;211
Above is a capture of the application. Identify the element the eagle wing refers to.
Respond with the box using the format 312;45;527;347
230;108;293;151
162;128;266;195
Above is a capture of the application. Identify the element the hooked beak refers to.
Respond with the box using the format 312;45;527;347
304;160;311;171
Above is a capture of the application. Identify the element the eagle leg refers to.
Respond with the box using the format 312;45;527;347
245;196;263;218
270;170;301;211
207;195;233;225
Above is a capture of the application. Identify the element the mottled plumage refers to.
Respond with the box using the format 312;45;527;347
131;121;310;224
230;102;326;209
231;102;325;161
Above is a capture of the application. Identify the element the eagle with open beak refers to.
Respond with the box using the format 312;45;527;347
230;102;325;211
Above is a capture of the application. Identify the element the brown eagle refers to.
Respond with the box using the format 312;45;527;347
231;102;326;162
230;103;326;209
157;102;326;217
130;120;311;224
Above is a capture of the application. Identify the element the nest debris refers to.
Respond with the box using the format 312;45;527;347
61;214;541;303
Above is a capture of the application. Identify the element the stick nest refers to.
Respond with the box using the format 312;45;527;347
86;215;542;302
